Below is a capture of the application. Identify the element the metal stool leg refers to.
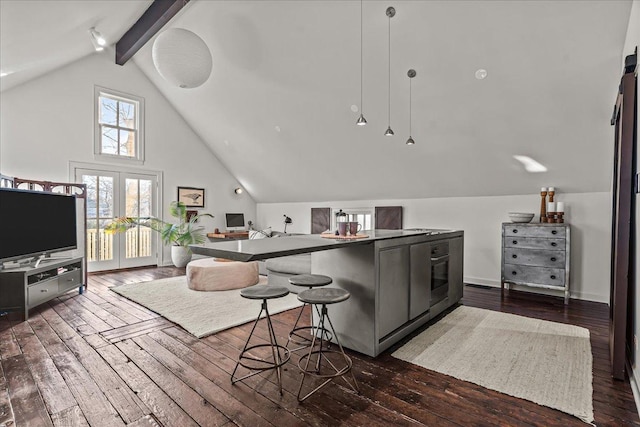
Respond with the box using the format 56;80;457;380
297;304;359;402
232;299;290;395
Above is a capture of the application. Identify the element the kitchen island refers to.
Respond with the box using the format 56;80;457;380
191;229;463;357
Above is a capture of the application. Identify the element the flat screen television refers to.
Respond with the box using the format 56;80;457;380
225;213;245;231
0;188;77;265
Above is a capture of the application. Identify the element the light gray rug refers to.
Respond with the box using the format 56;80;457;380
392;306;593;424
111;276;302;338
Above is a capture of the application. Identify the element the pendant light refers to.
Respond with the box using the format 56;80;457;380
384;7;396;136
356;0;367;126
406;69;416;145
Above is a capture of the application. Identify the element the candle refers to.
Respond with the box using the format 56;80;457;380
541;187;547;192
548;187;555;192
547;202;556;212
556;202;564;212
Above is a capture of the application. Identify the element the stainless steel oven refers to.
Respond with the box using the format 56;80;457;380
430;241;449;306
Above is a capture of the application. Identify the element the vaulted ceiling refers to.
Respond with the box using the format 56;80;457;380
1;1;633;203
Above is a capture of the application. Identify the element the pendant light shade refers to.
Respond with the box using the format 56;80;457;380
406;69;416;145
385;7;396;136
152;28;213;89
356;0;367;126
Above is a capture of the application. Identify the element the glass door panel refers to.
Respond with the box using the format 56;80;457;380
119;175;156;268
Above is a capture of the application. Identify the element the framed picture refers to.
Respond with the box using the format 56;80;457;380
177;187;205;208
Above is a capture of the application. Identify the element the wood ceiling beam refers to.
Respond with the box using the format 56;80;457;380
116;0;190;66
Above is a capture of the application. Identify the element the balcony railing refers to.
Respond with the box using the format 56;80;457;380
87;228;152;262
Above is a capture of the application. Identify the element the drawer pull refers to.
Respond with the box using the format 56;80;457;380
512;229;518;234
512;254;517;259
550;275;556;280
41;289;49;293
512;271;517;275
513;240;518;244
550;257;557;262
551;230;557;235
551;242;557;247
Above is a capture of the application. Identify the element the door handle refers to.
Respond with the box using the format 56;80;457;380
430;255;449;263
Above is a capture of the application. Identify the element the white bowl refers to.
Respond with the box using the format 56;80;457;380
508;212;534;223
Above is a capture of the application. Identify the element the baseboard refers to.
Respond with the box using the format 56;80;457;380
626;360;640;419
463;276;608;303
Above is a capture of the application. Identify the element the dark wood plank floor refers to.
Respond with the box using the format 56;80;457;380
1;267;638;426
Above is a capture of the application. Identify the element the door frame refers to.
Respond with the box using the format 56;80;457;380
69;161;164;269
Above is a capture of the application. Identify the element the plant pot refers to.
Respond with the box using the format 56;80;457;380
171;246;192;267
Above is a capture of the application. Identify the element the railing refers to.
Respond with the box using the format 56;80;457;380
87;228;152;261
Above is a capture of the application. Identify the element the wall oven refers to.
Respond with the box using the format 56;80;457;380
430;241;450;307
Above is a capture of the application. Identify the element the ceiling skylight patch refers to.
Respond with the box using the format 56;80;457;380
513;155;547;173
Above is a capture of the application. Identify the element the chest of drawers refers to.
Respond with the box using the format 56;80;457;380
501;223;570;304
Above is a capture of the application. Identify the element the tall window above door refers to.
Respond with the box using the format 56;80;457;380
94;87;145;163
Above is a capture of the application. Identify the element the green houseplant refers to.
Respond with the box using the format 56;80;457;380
105;201;213;267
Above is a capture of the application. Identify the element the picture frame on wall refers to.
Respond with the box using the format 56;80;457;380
177;187;205;208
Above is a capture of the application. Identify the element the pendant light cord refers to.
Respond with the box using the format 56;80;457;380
388;15;391;126
409;77;412;135
360;0;364;113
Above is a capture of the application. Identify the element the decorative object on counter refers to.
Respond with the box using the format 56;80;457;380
539;187;547;222
349;221;362;235
283;215;293;233
336;209;348;231
508;212;535;223
321;233;369;240
548;187;555;203
384;6;396;137
406;69;417;145
338;221;349;236
547;201;556;223
556;202;565;223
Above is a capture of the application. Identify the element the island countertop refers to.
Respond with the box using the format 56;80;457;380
190;229;462;261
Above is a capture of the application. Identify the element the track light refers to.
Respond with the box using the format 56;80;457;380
89;27;106;52
234;187;243;195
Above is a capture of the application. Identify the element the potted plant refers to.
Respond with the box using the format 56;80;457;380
105;201;213;267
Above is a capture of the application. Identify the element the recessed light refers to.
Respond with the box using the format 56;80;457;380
475;69;488;80
350;105;359;113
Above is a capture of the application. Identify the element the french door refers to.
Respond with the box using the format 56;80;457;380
74;167;159;272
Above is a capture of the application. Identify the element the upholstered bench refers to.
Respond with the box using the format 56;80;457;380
186;258;259;291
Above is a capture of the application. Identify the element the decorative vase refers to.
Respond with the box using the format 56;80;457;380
171;246;192;267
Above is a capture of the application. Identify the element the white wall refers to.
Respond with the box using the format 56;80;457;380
0;49;256;265
257;191;611;302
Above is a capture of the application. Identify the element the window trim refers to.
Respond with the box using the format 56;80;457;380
94;86;145;164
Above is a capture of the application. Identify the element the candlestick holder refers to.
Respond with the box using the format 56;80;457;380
556;212;564;223
547;211;557;223
540;190;548;223
548;190;555;203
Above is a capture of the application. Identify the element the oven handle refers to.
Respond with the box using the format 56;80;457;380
430;254;449;263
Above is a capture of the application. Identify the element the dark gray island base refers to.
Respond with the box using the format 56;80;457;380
191;229;464;357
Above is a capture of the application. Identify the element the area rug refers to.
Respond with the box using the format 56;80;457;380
392;306;593;424
111;276;302;339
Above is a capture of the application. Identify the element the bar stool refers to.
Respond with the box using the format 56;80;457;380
296;287;359;402
231;285;291;395
287;274;333;351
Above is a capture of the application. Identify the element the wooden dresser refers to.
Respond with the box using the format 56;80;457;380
501;223;570;304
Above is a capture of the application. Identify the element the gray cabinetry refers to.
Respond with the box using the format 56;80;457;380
378;246;410;337
448;237;464;304
409;242;431;319
0;257;84;320
501;223;570;304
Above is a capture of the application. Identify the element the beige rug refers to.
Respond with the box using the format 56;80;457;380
111;276;302;338
392;306;593;424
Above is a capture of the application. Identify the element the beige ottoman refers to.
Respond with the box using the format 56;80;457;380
186;258;259;291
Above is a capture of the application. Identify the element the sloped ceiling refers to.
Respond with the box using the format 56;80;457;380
1;1;633;203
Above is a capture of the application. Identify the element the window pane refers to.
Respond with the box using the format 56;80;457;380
119;130;134;156
119;101;136;128
139;180;152;217
83;175;97;218
99;96;117;125
98;176;114;218
101;127;118;154
125;179;139;217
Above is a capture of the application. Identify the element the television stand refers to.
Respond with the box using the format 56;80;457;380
0;257;84;320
